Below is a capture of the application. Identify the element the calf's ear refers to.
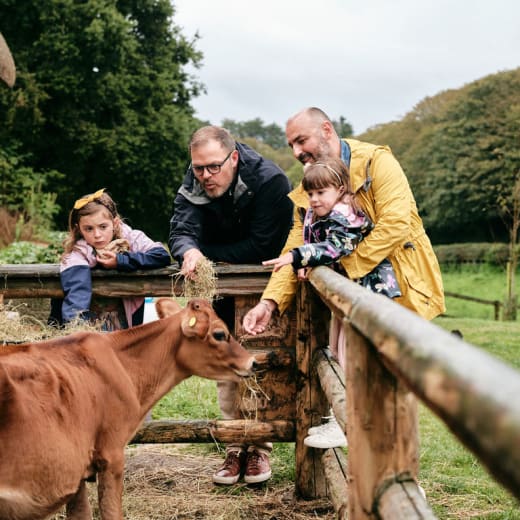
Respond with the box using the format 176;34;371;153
181;306;210;338
155;298;182;318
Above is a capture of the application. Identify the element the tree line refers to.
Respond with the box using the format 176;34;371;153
358;68;519;245
0;1;518;248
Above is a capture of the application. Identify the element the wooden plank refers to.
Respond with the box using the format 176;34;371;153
131;419;294;444
0;264;272;298
321;448;349;519
344;323;418;519
234;294;298;421
376;479;436;519
295;282;330;499
314;348;346;432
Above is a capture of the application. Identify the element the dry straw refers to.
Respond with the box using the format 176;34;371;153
172;256;218;302
0;301;100;345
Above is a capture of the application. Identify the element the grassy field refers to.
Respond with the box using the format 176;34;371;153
153;264;520;518
441;263;516;320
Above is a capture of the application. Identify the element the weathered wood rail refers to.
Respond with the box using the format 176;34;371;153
444;290;502;320
0;263;270;298
2;263;520;519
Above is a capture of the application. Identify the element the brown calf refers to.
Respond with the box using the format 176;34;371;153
0;298;255;520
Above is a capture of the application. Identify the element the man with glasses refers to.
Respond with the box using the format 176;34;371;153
168;125;293;485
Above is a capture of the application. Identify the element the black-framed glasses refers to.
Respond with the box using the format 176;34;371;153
191;149;234;176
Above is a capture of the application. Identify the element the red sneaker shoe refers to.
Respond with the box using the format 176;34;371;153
212;449;245;485
244;448;271;484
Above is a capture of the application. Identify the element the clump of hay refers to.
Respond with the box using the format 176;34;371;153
0;300;100;345
118;445;335;520
173;256;218;302
239;375;271;423
48;445;335;519
95;238;130;259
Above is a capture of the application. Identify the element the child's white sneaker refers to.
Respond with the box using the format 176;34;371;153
307;415;335;436
304;417;347;449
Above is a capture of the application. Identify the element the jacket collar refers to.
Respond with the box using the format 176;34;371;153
179;141;257;206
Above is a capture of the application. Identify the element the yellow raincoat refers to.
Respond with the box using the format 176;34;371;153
262;139;445;320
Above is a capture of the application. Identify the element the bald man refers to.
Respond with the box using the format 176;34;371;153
243;107;445;449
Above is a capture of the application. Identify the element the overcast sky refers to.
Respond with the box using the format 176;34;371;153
173;0;520;135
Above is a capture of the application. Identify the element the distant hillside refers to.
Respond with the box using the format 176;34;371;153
357;68;520;244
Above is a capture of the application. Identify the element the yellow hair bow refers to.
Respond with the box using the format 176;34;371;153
73;188;106;210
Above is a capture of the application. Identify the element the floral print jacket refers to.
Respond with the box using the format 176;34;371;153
291;202;401;298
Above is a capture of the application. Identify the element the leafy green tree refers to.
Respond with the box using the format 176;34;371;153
0;0;203;239
222;117;286;149
358;69;520;245
332;116;353;137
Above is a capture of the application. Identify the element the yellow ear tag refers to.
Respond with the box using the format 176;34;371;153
189;316;197;327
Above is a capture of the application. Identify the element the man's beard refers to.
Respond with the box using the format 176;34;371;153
298;137;334;165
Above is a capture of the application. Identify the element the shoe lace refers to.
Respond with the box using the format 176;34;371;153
247;450;264;471
222;451;240;470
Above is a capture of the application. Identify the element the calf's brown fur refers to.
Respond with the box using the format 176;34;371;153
0;298;255;520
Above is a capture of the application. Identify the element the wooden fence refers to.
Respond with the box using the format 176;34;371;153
444;290;503;320
1;263;520;519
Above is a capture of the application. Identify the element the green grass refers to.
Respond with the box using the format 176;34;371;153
431;317;520;518
441;263;516;320
152;264;520;518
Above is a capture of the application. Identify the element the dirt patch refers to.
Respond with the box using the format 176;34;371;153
123;445;334;519
50;445;335;519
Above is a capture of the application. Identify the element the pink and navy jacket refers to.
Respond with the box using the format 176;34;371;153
59;223;170;325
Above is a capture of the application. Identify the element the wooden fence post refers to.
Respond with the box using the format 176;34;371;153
295;281;331;498
345;323;419;519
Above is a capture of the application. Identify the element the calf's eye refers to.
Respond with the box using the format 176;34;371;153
213;331;227;342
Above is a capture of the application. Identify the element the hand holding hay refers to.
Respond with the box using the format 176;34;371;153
178;256;218;302
96;238;130;257
96;238;130;268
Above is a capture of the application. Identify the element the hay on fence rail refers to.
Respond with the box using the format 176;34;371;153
172;256;218;302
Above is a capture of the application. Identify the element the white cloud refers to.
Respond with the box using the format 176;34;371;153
173;0;520;134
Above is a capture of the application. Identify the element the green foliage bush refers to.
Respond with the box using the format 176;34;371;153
0;0;203;239
0;232;65;264
434;242;519;266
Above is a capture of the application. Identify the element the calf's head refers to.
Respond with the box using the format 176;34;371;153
156;298;256;381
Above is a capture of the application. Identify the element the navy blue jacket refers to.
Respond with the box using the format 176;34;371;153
169;142;293;265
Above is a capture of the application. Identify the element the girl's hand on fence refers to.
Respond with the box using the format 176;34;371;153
243;300;276;335
96;250;117;269
262;252;294;272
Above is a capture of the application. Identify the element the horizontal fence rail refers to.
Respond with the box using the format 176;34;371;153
308;266;520;505
131;419;294;444
444;290;502;320
0;263;272;299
